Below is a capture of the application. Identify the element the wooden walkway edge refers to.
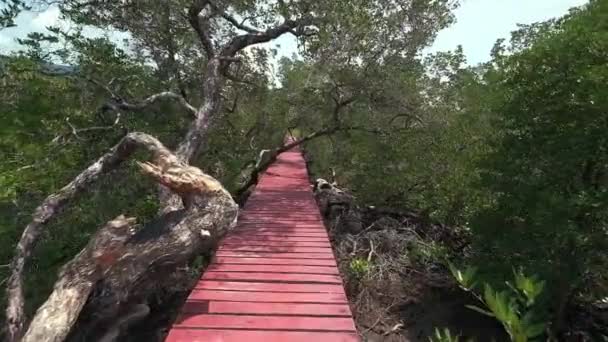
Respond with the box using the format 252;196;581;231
165;144;359;341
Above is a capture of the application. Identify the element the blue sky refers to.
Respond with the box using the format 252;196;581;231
0;0;590;66
426;0;589;64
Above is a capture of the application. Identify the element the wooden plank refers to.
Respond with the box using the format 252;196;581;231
247;206;319;209
215;251;335;259
181;301;352;316
248;194;312;196
166;146;359;342
206;264;339;275
245;201;316;206
245;209;320;212
228;232;328;237
223;237;330;244
245;204;317;209
252;188;310;191
231;225;327;232
166;329;359;342
239;217;323;222
240;213;321;217
237;222;326;228
245;208;321;211
238;219;323;223
194;280;344;293
258;183;311;186
222;240;331;248
242;214;320;216
222;236;329;242
244;212;321;215
173;314;356;332
236;223;324;228
234;225;326;229
202;271;342;284
252;180;308;184
187;290;348;303
229;232;327;238
218;246;333;253
244;211;320;214
235;223;326;228
246;197;315;199
239;219;323;223
213;257;336;266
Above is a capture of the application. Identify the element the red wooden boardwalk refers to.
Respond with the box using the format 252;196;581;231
165;145;359;341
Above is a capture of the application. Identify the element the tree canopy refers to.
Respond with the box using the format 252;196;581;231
1;0;607;341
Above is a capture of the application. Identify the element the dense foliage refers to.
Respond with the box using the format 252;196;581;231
1;0;607;340
273;0;608;338
471;1;608;332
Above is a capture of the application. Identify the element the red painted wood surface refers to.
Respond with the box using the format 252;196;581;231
165;144;359;341
167;329;359;342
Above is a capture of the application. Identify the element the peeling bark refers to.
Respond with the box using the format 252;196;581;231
6;133;238;342
6;132;169;341
21;216;137;342
175;58;223;163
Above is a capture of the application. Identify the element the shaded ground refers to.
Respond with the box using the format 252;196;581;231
355;286;507;342
312;179;507;342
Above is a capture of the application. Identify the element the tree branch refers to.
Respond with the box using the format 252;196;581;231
388;112;423;126
224;72;254;85
88;79;197;115
51;117;123;145
188;0;216;59
235;127;339;202
213;5;261;33
220;17;312;57
5;132;179;342
112;91;197;115
331;95;356;127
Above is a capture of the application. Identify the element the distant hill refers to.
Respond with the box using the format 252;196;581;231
0;55;78;75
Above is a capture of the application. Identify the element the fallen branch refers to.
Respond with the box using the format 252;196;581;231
367;240;375;262
20;215;138;342
235;124;384;202
6;132;238;341
234;127;339;201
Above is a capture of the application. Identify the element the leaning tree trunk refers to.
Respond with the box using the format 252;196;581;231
6;2;315;338
7;133;238;342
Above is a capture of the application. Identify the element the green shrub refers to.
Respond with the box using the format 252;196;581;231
349;258;371;278
449;264;548;342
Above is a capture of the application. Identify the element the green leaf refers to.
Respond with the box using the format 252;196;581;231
465;304;494;317
525;322;546;338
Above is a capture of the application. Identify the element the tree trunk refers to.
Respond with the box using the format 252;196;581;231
176;58;223;163
158;57;224;211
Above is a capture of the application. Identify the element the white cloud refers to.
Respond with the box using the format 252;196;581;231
0;0;590;68
30;6;62;31
0;5;129;54
0;6;64;52
426;0;589;64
